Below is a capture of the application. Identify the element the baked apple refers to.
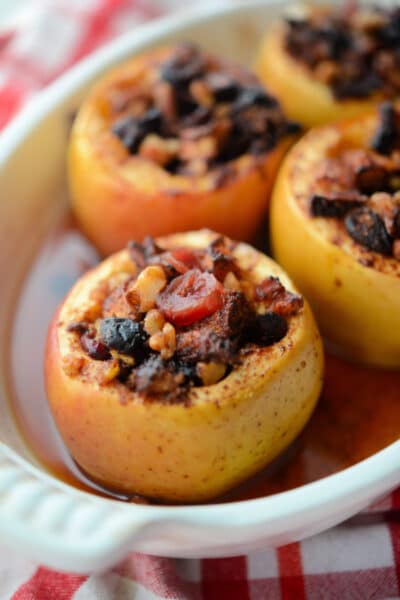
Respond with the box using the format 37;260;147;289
271;101;400;368
256;4;400;127
45;230;323;502
69;43;299;255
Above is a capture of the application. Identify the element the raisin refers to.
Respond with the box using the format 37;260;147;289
232;87;278;113
80;334;111;360
100;318;149;361
160;44;205;87
371;102;397;155
311;194;363;217
112;116;143;153
112;109;162;153
333;74;382;100
393;209;400;239
345;207;393;254
251;312;288;346
355;164;388;194
205;72;241;102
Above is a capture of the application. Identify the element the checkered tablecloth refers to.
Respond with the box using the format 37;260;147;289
0;1;399;598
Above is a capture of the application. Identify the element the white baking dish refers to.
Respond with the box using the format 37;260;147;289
0;0;399;573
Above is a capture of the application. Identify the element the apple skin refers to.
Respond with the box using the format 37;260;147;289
68;47;295;256
255;25;387;128
270;114;400;369
45;230;324;503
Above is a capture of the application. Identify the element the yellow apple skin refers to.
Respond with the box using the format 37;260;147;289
255;25;386;128
270;115;400;369
45;230;323;503
68;48;294;256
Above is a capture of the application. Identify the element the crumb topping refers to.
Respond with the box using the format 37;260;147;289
110;43;299;178
309;102;400;261
285;3;400;100
66;236;303;402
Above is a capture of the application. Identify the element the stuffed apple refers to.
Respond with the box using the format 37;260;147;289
256;4;400;127
45;230;323;502
69;43;299;255
271;102;400;368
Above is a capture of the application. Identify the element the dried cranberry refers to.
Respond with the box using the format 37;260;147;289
345;207;393;255
80;334;111;360
157;269;224;327
100;318;149;361
251;312;288;346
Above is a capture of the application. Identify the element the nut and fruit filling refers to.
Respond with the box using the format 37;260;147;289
310;102;400;260
67;237;303;401
285;4;400;100
110;43;299;178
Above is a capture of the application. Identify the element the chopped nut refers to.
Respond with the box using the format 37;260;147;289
183;158;208;176
223;272;241;291
144;309;165;335
100;359;121;384
179;136;217;162
149;322;176;359
240;279;256;302
63;355;85;376
138;134;179;166
110;350;135;365
127;265;167;312
189;79;213;106
314;60;340;84
197;361;226;386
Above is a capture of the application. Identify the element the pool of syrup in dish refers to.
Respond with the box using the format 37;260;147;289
7;215;400;504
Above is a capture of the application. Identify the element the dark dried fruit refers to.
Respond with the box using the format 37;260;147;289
371;102;397;155
232;87;277;114
255;277;303;316
355;164;388;194
392;209;400;239
285;6;400;101
67;321;89;335
112;109;162;153
100;318;149;361
160;44;205;87
251;312;288;346
311;194;363;217
205;72;241;101
345;207;393;254
112;116;143;153
80;334;111;361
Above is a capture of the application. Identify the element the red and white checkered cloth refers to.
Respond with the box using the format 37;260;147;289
1;1;399;598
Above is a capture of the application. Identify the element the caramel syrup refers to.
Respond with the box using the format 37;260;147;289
6;215;400;504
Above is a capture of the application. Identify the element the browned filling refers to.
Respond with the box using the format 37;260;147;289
67;237;303;401
110;43;299;177
285;3;400;100
310;102;400;260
